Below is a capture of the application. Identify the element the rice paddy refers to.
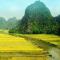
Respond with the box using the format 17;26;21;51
0;30;60;60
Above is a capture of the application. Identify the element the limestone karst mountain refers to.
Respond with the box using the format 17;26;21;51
18;1;52;34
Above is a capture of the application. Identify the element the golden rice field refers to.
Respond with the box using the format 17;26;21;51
0;31;60;60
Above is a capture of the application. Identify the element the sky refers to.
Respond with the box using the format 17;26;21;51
0;0;60;20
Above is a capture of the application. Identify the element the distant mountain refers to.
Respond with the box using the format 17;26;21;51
7;17;18;29
0;17;18;30
0;17;6;29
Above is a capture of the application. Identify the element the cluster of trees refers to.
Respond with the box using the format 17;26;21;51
14;14;60;35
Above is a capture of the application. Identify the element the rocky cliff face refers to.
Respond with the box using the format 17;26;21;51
19;1;52;34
